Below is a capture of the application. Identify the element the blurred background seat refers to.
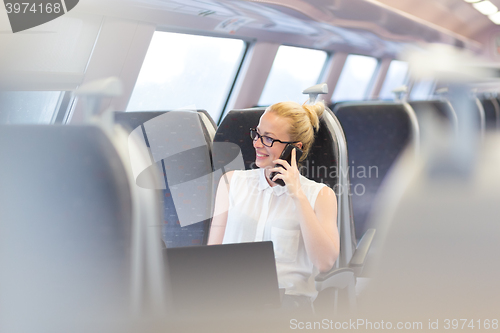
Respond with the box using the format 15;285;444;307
409;100;458;134
478;96;500;131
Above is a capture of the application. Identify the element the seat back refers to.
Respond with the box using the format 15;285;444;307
115;110;216;141
359;133;500;320
114;111;215;248
334;102;419;240
479;97;500;131
0;125;140;330
449;97;485;137
409;100;458;132
214;109;265;171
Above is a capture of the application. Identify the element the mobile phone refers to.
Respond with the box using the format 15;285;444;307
270;144;303;186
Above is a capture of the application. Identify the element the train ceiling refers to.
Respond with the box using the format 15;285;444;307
76;0;498;53
374;0;495;42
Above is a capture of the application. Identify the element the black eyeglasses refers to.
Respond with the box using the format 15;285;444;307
249;128;299;147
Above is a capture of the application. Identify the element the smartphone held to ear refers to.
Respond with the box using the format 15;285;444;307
270;144;303;186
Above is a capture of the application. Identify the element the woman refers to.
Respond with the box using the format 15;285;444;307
208;101;339;311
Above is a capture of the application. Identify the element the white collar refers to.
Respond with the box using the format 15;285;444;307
258;168;287;196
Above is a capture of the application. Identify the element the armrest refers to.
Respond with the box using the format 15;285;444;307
315;267;355;291
315;229;376;292
349;228;376;275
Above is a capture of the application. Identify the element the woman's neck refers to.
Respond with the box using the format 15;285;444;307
263;168;277;187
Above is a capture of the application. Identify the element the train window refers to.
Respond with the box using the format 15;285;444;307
379;60;409;100
409;79;436;100
331;54;378;102
126;31;245;122
0;91;63;124
258;46;327;106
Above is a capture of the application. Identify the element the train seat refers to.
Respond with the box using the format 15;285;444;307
333;102;419;241
408;100;458;133
0;124;166;330
114;110;216;248
359;131;500;320
479;97;500;131
115;110;216;141
449;96;486;137
495;96;500;128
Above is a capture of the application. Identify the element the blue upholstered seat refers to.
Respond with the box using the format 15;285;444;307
115;110;216;248
334;102;418;240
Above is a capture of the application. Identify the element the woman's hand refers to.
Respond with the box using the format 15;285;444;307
270;148;304;198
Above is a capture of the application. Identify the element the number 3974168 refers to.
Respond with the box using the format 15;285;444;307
443;319;498;330
5;2;62;14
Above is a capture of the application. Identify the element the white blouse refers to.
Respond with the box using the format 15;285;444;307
222;168;326;300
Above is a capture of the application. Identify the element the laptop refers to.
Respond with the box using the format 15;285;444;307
166;241;281;315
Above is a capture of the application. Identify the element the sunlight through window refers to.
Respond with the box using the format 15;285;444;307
127;31;245;122
258;46;327;106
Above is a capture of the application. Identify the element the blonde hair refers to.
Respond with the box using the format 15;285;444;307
266;101;325;161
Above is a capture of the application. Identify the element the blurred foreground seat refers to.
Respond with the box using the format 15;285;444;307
359;128;500;320
0;124;167;332
409;99;457;134
478;96;500;131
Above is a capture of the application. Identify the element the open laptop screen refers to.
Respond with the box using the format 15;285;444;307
166;241;280;314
